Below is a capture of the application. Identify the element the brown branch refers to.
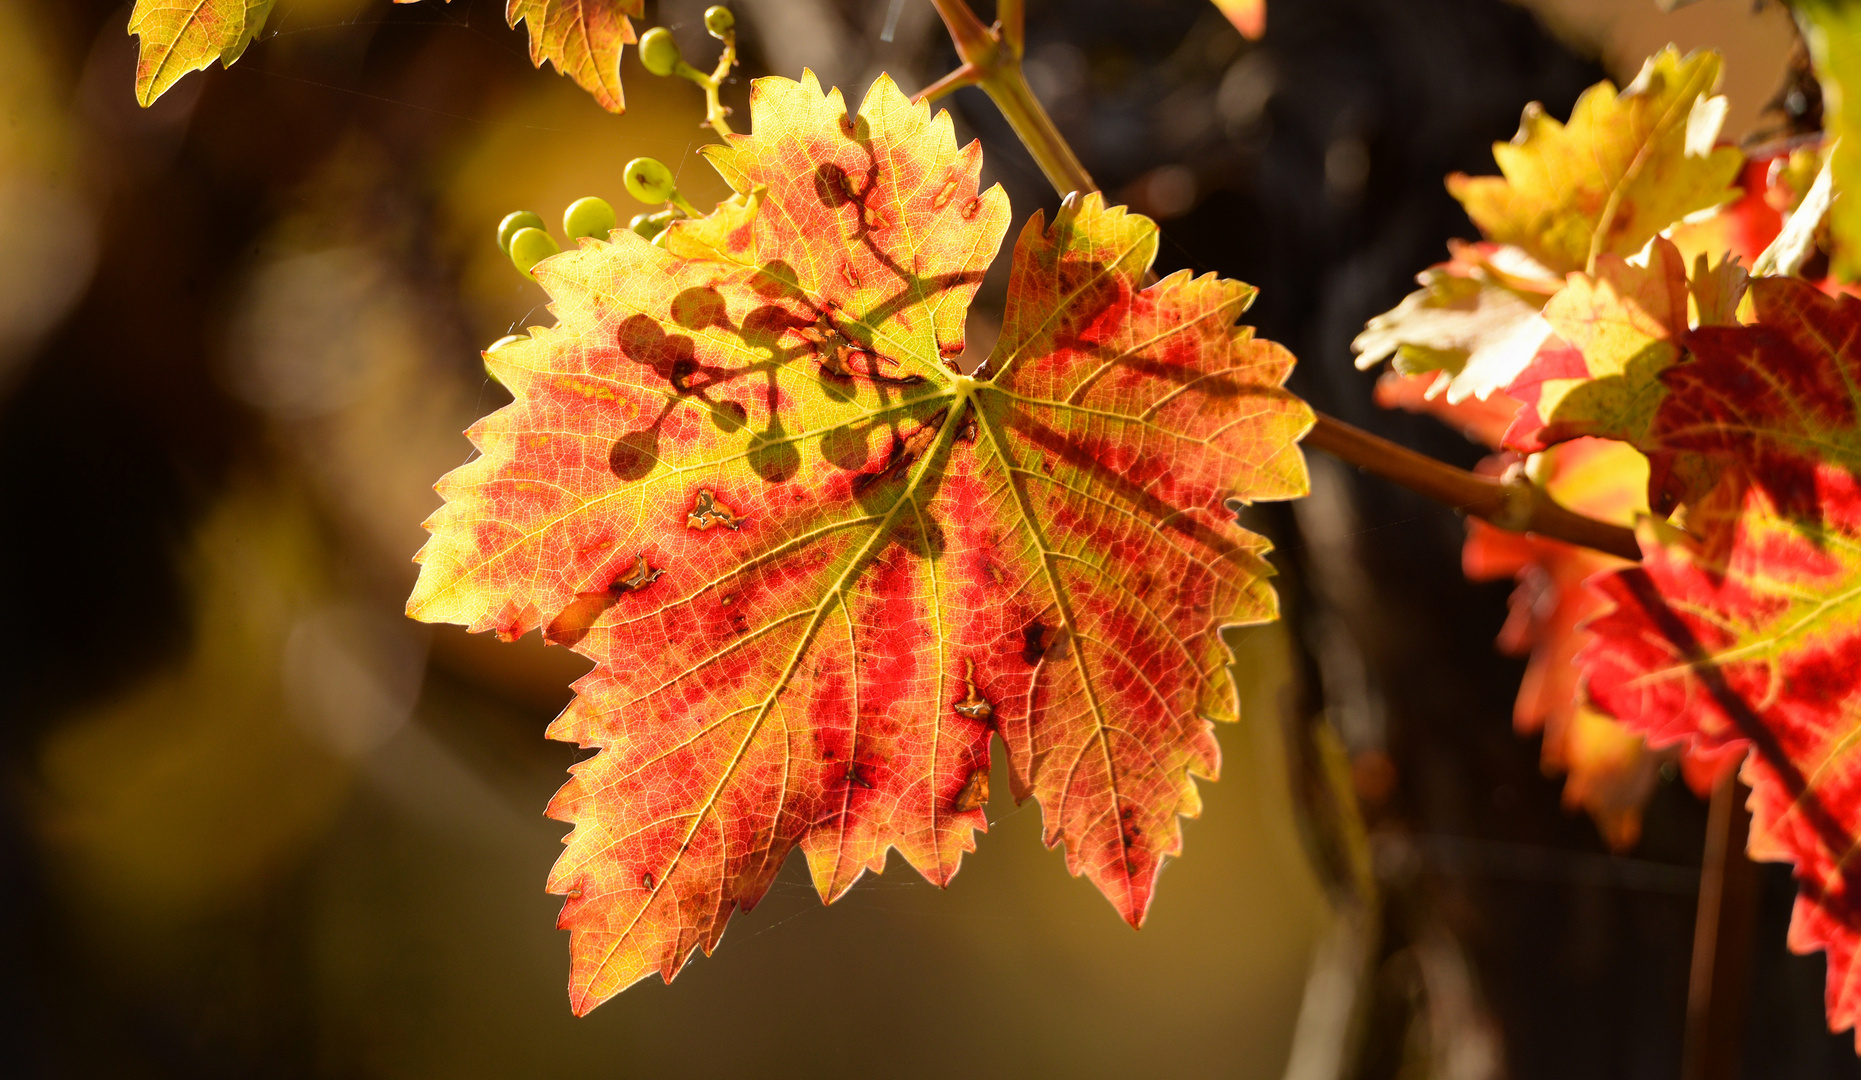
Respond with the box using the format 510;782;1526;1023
1681;770;1758;1080
1303;413;1643;562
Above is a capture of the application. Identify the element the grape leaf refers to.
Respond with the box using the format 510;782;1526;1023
1449;47;1741;276
128;0;275;107
1585;475;1861;1044
499;0;644;114
1502;236;1692;453
1351;241;1558;403
1354;50;1740;403
407;72;1313;1012
1653;278;1861;517
1582;279;1861;1044
129;0;644;111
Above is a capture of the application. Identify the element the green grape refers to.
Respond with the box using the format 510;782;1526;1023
629;211;672;241
703;6;734;38
496;210;545;254
563;196;617;240
638;27;682;77
508;226;560;276
624;157;678;204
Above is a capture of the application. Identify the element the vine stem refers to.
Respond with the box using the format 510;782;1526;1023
918;0;1095;197
1304;415;1641;561
674;28;738;136
1680;770;1758;1080
923;0;1642;563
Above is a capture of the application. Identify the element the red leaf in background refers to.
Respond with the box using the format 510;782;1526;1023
1657;278;1861;520
1375;376;1726;843
1584;279;1861;1044
1584;471;1861;1044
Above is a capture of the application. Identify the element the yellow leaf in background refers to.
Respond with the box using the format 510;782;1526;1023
1210;0;1264;40
1790;1;1861;280
1449;47;1743;275
127;0;276;108
130;0;646;112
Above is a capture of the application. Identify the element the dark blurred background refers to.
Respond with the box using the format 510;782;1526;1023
0;0;1846;1077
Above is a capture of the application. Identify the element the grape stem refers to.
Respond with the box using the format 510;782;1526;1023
918;0;1094;198
1303;415;1641;562
924;0;1641;563
675;29;738;136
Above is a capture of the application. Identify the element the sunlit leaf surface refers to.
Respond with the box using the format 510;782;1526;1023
1585;279;1861;1046
1351;240;1557;404
1502;237;1692;453
1449;47;1741;277
127;0;274;107
408;73;1313;1012
130;0;643;111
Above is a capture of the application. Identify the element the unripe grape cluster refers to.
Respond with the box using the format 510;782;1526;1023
495;195;619;278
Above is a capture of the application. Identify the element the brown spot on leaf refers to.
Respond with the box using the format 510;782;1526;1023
617;553;666;591
952;768;990;812
954;658;993;720
932;176;959;209
961;196;980;219
688;489;744;530
853;408;948;492
640;872;655;890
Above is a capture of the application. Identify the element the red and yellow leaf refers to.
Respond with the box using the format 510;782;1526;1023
500;0;643;114
1355;50;1739;404
1376;373;1732;845
1583;279;1861;1044
1585;474;1861;1043
1448;47;1742;277
1463;439;1666;849
130;0;643;111
1651;279;1861;516
1502;236;1690;453
408;72;1313;1012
